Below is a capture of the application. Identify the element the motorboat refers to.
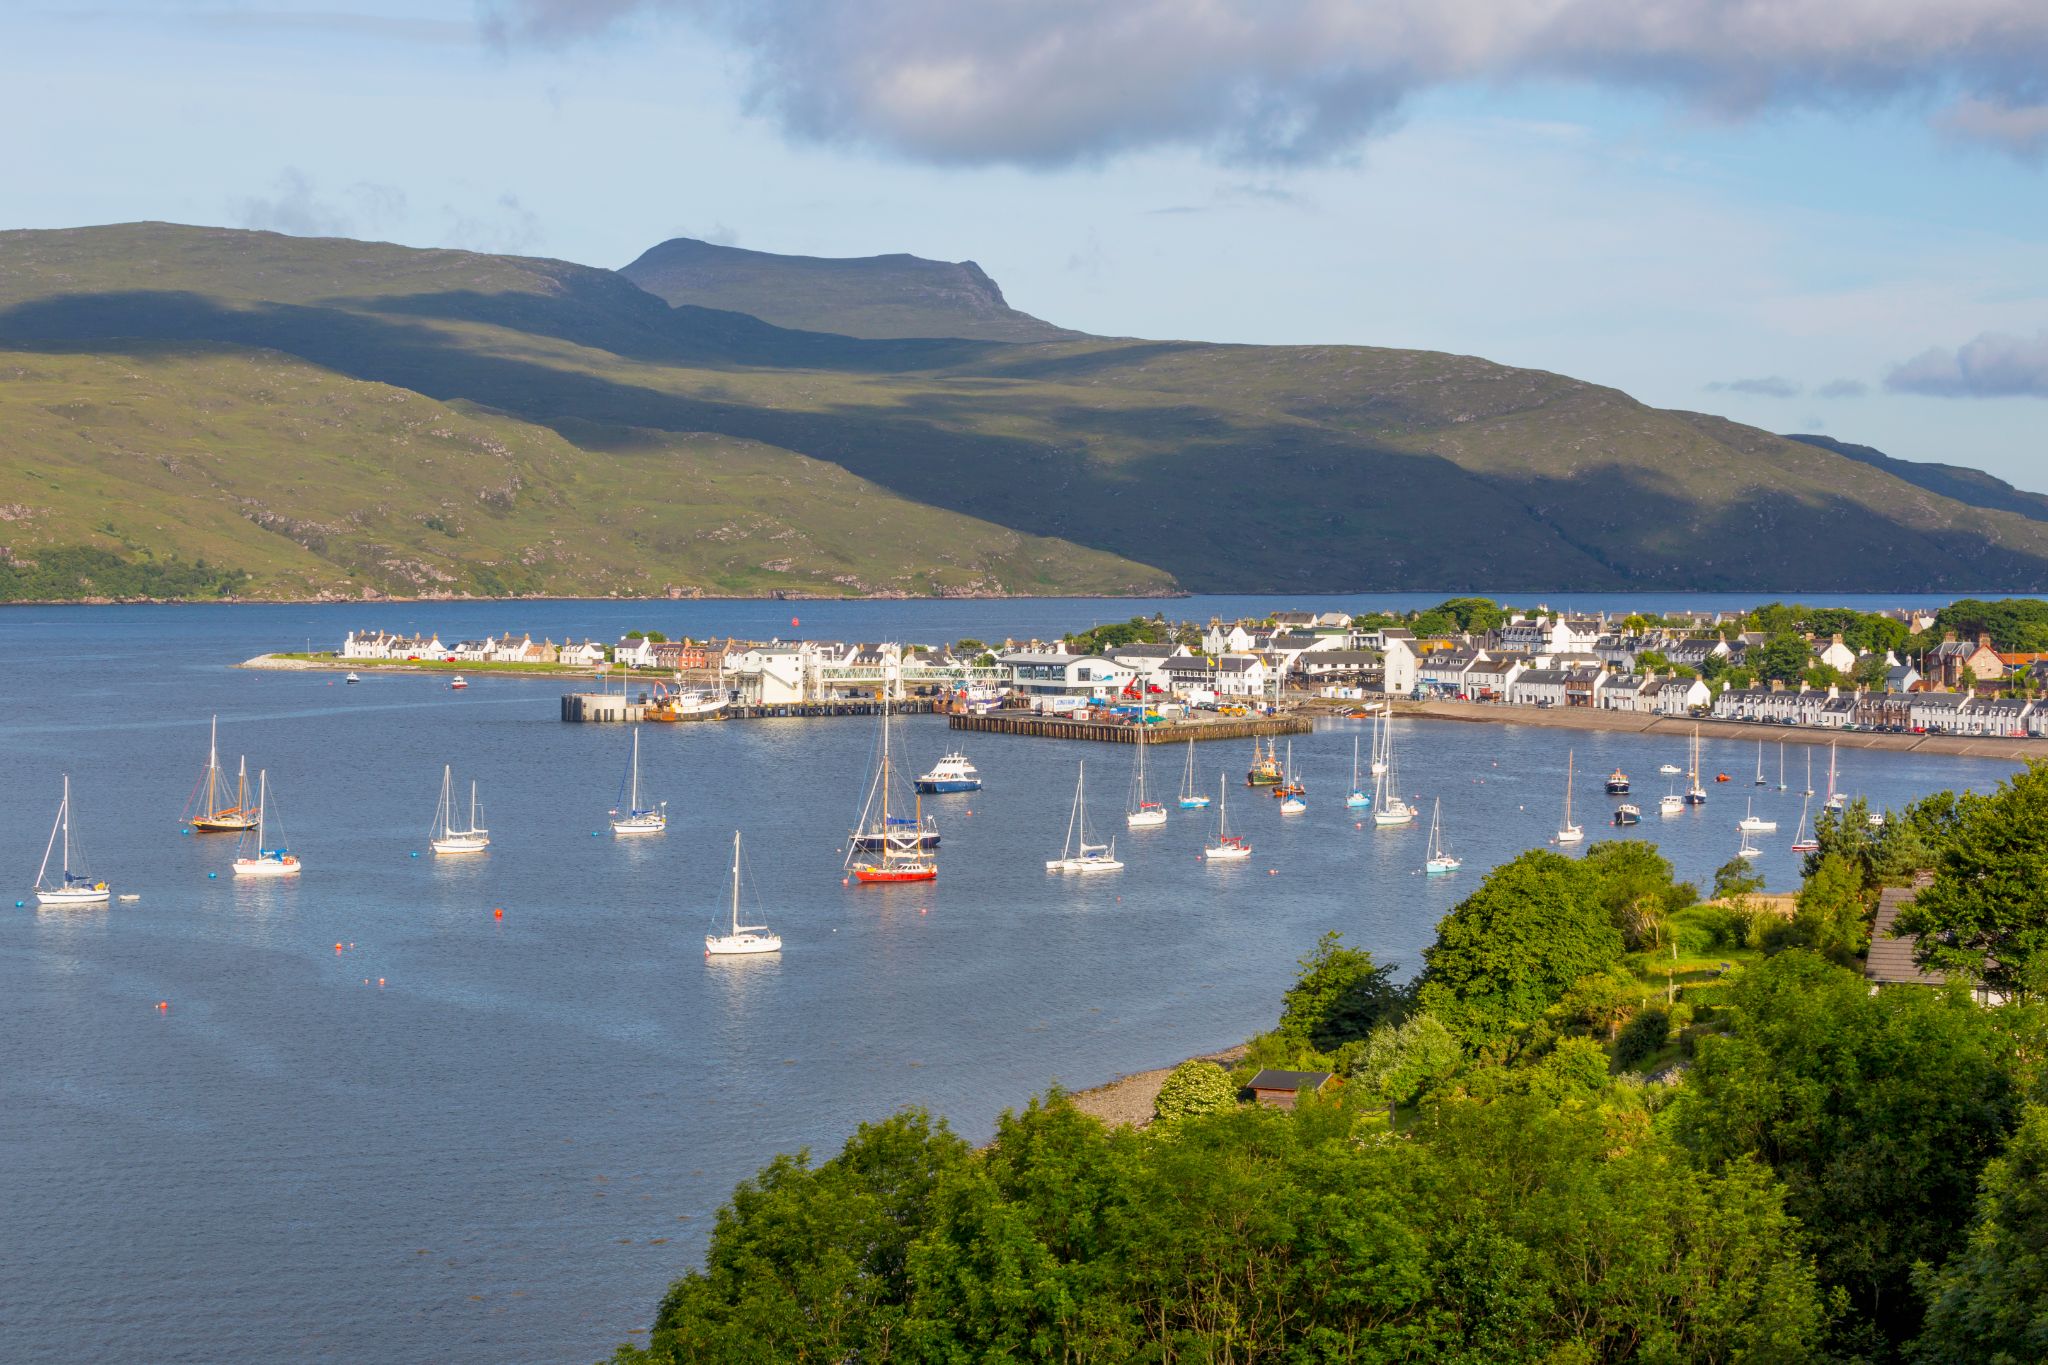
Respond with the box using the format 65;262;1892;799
915;752;982;794
1613;803;1641;826
1604;768;1630;795
1736;799;1777;835
450;675;468;690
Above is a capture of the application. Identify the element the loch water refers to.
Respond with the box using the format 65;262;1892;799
0;598;2020;1363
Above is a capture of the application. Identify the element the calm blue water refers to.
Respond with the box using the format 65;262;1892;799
0;599;2023;1363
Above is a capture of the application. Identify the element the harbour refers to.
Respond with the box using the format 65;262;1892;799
947;709;1312;744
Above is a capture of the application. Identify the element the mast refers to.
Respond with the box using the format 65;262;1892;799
60;773;71;877
205;716;221;813
731;830;742;934
237;755;249;815
255;770;268;850
1564;750;1574;828
629;729;639;811
1218;770;1229;839
469;780;479;833
437;765;452;839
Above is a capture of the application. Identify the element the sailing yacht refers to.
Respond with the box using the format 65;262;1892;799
846;699;936;883
187;716;260;832
1204;773;1252;861
1803;749;1816;797
1047;762;1123;873
1372;718;1416;826
1277;741;1307;813
609;727;667;835
705;831;781;956
1126;742;1167;827
1369;707;1389;777
1737;798;1777;834
1823;742;1846;811
1177;740;1211;809
1684;727;1709;805
32;775;111;905
1754;741;1768;786
232;771;301;877
1423;799;1461;874
1737;832;1764;859
1556;750;1585;844
1776;743;1788;792
430;765;490;854
1790;796;1819;853
1345;735;1371;808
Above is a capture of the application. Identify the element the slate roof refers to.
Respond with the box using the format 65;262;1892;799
1866;883;1947;987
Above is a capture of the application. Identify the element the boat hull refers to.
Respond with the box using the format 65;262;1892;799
1425;859;1461;875
1790;839;1819;853
233;857;301;877
706;933;781;956
1279;798;1306;814
191;813;258;833
1178;797;1211;809
851;864;936;884
1126;809;1168;828
1204;845;1252;862
611;818;666;836
431;837;490;854
1048;857;1124;873
35;886;110;905
914;779;981;793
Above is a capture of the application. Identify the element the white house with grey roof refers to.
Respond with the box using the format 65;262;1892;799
1000;651;1138;709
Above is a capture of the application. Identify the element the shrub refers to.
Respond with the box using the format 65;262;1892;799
1612;1007;1672;1071
1153;1060;1239;1125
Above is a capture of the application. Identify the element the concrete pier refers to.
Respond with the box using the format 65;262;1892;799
946;711;1312;745
560;695;941;722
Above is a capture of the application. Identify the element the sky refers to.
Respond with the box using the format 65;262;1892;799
5;0;2047;486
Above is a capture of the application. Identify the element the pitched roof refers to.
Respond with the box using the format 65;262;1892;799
1247;1069;1335;1090
1866;884;1947;987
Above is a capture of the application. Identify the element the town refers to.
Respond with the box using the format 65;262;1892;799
324;599;2048;740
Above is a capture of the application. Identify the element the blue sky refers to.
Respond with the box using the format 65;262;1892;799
6;1;2047;486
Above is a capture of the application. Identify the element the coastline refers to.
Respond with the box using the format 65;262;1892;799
1066;1044;1250;1128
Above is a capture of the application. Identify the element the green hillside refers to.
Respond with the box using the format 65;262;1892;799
1786;432;2048;525
618;237;1077;342
3;221;2047;596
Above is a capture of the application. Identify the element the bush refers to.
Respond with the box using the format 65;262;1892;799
1153;1060;1239;1125
1613;1007;1672;1071
1349;1014;1465;1106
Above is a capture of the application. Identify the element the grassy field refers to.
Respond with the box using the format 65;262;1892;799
6;222;2048;596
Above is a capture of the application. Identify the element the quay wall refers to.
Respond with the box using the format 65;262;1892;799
948;712;1312;745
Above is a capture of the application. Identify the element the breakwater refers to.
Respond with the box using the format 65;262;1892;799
947;711;1312;744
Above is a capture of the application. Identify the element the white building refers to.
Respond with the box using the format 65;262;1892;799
1001;652;1137;710
615;636;661;669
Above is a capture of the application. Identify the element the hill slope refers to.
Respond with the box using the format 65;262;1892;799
2;221;2045;596
1785;433;2048;525
618;237;1077;342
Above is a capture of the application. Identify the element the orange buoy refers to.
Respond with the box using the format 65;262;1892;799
493;907;503;920
334;942;343;953
156;1000;168;1011
377;978;385;987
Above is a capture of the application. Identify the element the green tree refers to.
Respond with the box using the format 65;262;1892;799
1583;840;1696;948
1789;851;1869;962
1898;763;2048;997
1678;951;2019;1357
1348;1013;1465;1105
1275;931;1404;1054
1635;648;1671;671
1856;652;1891;687
1433;596;1505;633
1417;850;1625;1056
1914;1104;2048;1364
1756;631;1814;683
1701;651;1732;682
1712;855;1766;900
1153;1060;1239;1124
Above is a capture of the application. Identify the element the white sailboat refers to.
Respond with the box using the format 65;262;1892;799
1126;741;1167;828
1737;832;1763;859
1423;799;1461;874
429;765;490;854
1737;798;1777;834
1684;726;1709;805
609;727;667;835
1776;743;1788;792
185;715;259;832
1345;734;1371;808
1204;772;1252;861
1177;739;1211;809
1369;707;1389;778
1803;748;1815;798
1754;741;1767;787
32;774;110;905
1824;742;1845;811
705;830;780;956
1556;749;1585;844
232;770;301;877
1047;761;1122;873
1790;796;1818;853
1278;740;1307;814
1372;719;1416;826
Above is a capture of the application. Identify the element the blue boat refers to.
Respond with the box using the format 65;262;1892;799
914;752;982;793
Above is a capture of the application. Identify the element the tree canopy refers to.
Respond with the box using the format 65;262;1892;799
1898;762;2048;996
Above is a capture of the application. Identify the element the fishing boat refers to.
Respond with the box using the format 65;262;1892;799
669;688;726;720
846;700;936;884
1125;742;1167;828
1869;812;1887;828
1556;750;1585;844
1046;762;1122;873
344;672;360;684
429;765;490;854
1684;727;1709;805
915;752;982;794
186;716;259;832
1754;741;1768;787
1613;803;1641;826
1736;799;1777;834
1345;735;1371;809
705;830;781;956
1423;799;1462;874
231;771;301;877
31;775;110;905
609;727;667;835
1273;740;1306;809
1605;767;1630;795
1177;739;1211;809
1245;737;1282;788
1203;773;1252;862
1371;718;1416;826
450;675;468;690
1790;797;1818;853
1660;790;1684;816
1823;742;1846;811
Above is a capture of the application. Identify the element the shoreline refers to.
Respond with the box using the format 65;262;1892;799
1066;1044;1250;1128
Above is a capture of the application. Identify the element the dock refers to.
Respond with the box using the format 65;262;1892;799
946;711;1313;745
560;694;940;723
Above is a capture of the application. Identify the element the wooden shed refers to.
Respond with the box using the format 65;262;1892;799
1246;1069;1338;1110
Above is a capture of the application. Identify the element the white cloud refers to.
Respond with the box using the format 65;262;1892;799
231;168;407;238
1888;330;2048;397
1707;375;1800;398
483;0;2048;166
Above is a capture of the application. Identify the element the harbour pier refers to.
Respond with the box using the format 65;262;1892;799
946;711;1312;745
560;694;942;723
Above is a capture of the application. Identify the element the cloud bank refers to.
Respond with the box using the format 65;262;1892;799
1707;375;1800;398
483;0;2048;166
1888;330;2048;398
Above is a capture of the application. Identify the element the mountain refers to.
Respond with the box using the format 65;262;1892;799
3;220;2047;599
619;237;1078;342
1785;433;2048;525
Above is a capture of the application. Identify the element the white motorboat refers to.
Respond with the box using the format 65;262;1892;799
669;689;725;720
1658;763;1683;776
31;774;111;905
344;671;360;684
429;765;490;854
1176;739;1211;809
915;751;982;794
1204;772;1252;862
1660;790;1685;816
1423;799;1461;874
705;830;781;956
1047;761;1122;873
1125;742;1167;828
1737;799;1777;834
609;727;667;835
232;771;301;877
1556;749;1585;844
450;675;468;690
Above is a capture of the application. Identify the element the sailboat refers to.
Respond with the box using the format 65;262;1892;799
1047;762;1122;873
429;765;490;854
1423;799;1461;874
1369;707;1389;777
1803;749;1816;797
609;727;667;835
1177;739;1211;809
705;831;780;956
1684;726;1709;805
1776;743;1788;792
186;716;260;832
1737;798;1777;834
1126;742;1167;828
1754;741;1768;786
1372;718;1416;826
1556;749;1585;844
1823;742;1846;811
1204;773;1252;861
1277;741;1307;813
846;698;936;883
1737;832;1763;859
31;775;111;905
1345;735;1371;808
232;770;301;877
1790;796;1819;853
